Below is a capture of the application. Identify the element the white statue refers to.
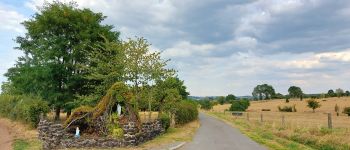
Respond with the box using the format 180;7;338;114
117;104;122;116
75;127;80;138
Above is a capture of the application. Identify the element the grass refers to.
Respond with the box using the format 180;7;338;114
13;139;41;150
207;111;350;150
206;111;313;150
213;97;350;128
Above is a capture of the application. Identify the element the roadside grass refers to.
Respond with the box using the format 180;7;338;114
206;112;313;150
207;111;350;150
13;139;41;150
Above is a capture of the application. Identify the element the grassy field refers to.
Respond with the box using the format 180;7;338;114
213;97;350;128
208;97;350;150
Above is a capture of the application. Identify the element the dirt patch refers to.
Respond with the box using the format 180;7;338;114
0;118;38;150
0;120;12;150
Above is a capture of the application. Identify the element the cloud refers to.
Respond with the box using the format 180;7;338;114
0;0;349;96
0;5;26;33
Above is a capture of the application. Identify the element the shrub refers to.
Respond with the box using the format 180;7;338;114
199;100;213;110
174;100;198;125
278;106;293;112
286;98;289;103
159;113;170;130
229;100;250;111
307;99;321;113
0;95;49;127
343;107;350;116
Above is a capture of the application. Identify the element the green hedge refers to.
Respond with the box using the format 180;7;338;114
0;95;49;127
229;100;250;111
175;100;198;125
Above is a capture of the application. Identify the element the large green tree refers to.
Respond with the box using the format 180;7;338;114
288;86;303;101
252;84;275;100
122;37;175;109
5;2;119;120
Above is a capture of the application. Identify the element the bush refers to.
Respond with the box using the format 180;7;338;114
343;107;350;116
159;113;170;130
229;100;250;111
175;100;198;125
0;95;49;127
278;106;293;112
199;100;213;110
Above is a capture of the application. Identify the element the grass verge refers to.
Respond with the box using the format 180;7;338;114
206;112;314;150
13;139;41;150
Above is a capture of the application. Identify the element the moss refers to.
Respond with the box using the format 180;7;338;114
64;106;94;126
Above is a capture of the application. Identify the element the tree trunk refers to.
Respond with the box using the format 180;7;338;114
54;106;61;121
313;109;315;113
67;110;72;118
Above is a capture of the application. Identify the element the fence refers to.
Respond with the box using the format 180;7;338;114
223;110;350;129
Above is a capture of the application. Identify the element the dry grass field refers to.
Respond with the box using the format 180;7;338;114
208;97;350;149
213;97;350;128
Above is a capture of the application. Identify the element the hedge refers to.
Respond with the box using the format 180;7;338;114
0;94;49;127
175;100;198;125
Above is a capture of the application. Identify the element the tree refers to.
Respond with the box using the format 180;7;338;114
153;77;188;114
229;100;250;111
307;99;321;113
225;94;236;103
252;84;275;100
5;2;119;120
288;86;303;101
217;96;225;105
327;89;336;97
345;91;350;96
122;37;175;110
335;88;344;98
199;99;213;110
273;93;285;99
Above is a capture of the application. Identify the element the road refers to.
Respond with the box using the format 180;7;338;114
181;113;266;150
0;121;12;150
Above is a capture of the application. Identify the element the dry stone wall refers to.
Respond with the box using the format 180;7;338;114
37;119;165;150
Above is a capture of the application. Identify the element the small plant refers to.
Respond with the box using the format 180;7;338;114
159;113;170;130
335;104;339;116
292;104;297;112
307;99;321;113
278;106;292;112
343;107;350;116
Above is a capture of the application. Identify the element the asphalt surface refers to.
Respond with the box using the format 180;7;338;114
181;113;266;150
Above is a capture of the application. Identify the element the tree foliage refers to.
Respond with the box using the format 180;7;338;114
307;99;321;113
288;86;303;101
5;1;119;120
252;84;275;100
225;94;236;103
229;100;250;111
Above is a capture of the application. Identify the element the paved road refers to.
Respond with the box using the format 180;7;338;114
181;113;266;150
0;122;12;150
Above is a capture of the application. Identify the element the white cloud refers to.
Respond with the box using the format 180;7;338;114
0;5;26;33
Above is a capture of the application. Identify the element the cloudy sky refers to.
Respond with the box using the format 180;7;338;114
1;0;350;96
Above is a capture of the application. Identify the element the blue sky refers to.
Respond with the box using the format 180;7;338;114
1;0;350;96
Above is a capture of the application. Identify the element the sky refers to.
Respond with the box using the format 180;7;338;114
1;0;350;96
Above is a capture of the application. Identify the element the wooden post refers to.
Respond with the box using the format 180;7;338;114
260;113;263;122
328;113;332;129
282;115;285;127
247;112;249;121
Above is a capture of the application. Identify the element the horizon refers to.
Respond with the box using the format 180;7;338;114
1;0;350;96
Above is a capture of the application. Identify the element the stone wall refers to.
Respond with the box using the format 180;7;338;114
37;119;165;150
